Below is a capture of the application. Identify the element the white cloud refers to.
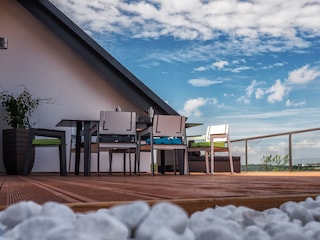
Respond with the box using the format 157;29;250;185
188;78;222;87
231;66;251;73
51;0;320;56
246;80;258;97
255;88;265;99
237;96;250;104
179;97;217;117
193;66;207;72
261;62;287;70
242;79;289;103
267;79;287;103
287;65;320;84
212;60;229;69
237;80;264;104
286;99;306;107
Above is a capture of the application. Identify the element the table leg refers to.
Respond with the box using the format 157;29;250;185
178;149;184;175
75;121;82;175
83;121;91;176
160;150;165;174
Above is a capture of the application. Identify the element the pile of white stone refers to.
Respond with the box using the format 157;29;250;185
1;196;320;239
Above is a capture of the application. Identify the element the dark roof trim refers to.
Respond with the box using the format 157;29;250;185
17;0;178;115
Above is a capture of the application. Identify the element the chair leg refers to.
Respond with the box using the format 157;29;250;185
184;149;189;175
129;149;132;176
109;150;113;175
210;143;215;174
123;149;126;175
173;150;176;175
227;138;234;174
228;149;234;174
151;143;155;176
205;151;209;174
68;138;72;174
97;144;100;176
136;146;140;176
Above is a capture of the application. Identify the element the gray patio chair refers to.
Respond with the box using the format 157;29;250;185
137;114;188;175
97;111;137;175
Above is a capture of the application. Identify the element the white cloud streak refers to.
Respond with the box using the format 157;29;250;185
188;78;222;87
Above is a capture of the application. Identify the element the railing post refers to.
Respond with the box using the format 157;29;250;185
289;133;292;172
245;139;248;172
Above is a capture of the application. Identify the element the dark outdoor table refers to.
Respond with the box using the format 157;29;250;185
56;119;98;176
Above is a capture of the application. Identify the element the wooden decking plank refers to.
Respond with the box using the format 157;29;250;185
1;172;320;215
66;194;320;215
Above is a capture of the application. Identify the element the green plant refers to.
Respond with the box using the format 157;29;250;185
260;154;289;171
0;86;41;128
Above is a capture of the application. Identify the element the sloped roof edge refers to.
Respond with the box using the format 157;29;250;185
17;0;179;115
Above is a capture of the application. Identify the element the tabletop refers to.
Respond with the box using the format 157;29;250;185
56;119;99;128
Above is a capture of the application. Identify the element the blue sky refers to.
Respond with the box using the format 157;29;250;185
51;0;320;139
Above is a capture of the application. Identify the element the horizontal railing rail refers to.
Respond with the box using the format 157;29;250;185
230;127;320;172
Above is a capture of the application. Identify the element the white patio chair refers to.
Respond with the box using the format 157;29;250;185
188;124;234;174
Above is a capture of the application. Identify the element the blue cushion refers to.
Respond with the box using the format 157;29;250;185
146;137;182;144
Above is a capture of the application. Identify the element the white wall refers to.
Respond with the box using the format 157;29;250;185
0;0;149;173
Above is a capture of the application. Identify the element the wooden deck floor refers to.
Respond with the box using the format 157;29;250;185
1;172;320;215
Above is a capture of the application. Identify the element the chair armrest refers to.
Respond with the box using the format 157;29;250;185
89;124;98;136
137;126;152;137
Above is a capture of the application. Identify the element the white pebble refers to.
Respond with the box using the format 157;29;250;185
39;201;75;221
151;226;195;240
189;207;242;238
280;201;314;225
263;207;290;223
75;211;129;240
263;221;302;237
3;216;71;240
109;200;150;230
0;201;41;229
241;210;266;228
272;228;311;240
135;202;188;240
46;228;95;240
211;205;236;220
242;225;271;240
196;225;242;240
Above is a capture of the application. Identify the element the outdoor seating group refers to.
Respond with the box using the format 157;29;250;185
23;109;234;176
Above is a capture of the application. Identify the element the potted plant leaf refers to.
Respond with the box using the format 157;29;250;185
1;86;41;174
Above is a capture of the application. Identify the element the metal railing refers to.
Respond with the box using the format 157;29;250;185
231;127;320;172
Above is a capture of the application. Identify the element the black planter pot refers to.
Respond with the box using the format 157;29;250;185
3;129;34;175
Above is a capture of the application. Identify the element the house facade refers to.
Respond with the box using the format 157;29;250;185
0;0;178;174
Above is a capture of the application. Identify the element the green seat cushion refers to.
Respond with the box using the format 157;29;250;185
32;138;61;145
190;141;225;148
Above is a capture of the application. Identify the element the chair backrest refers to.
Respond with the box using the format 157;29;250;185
205;124;230;142
99;111;136;135
152;115;186;137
